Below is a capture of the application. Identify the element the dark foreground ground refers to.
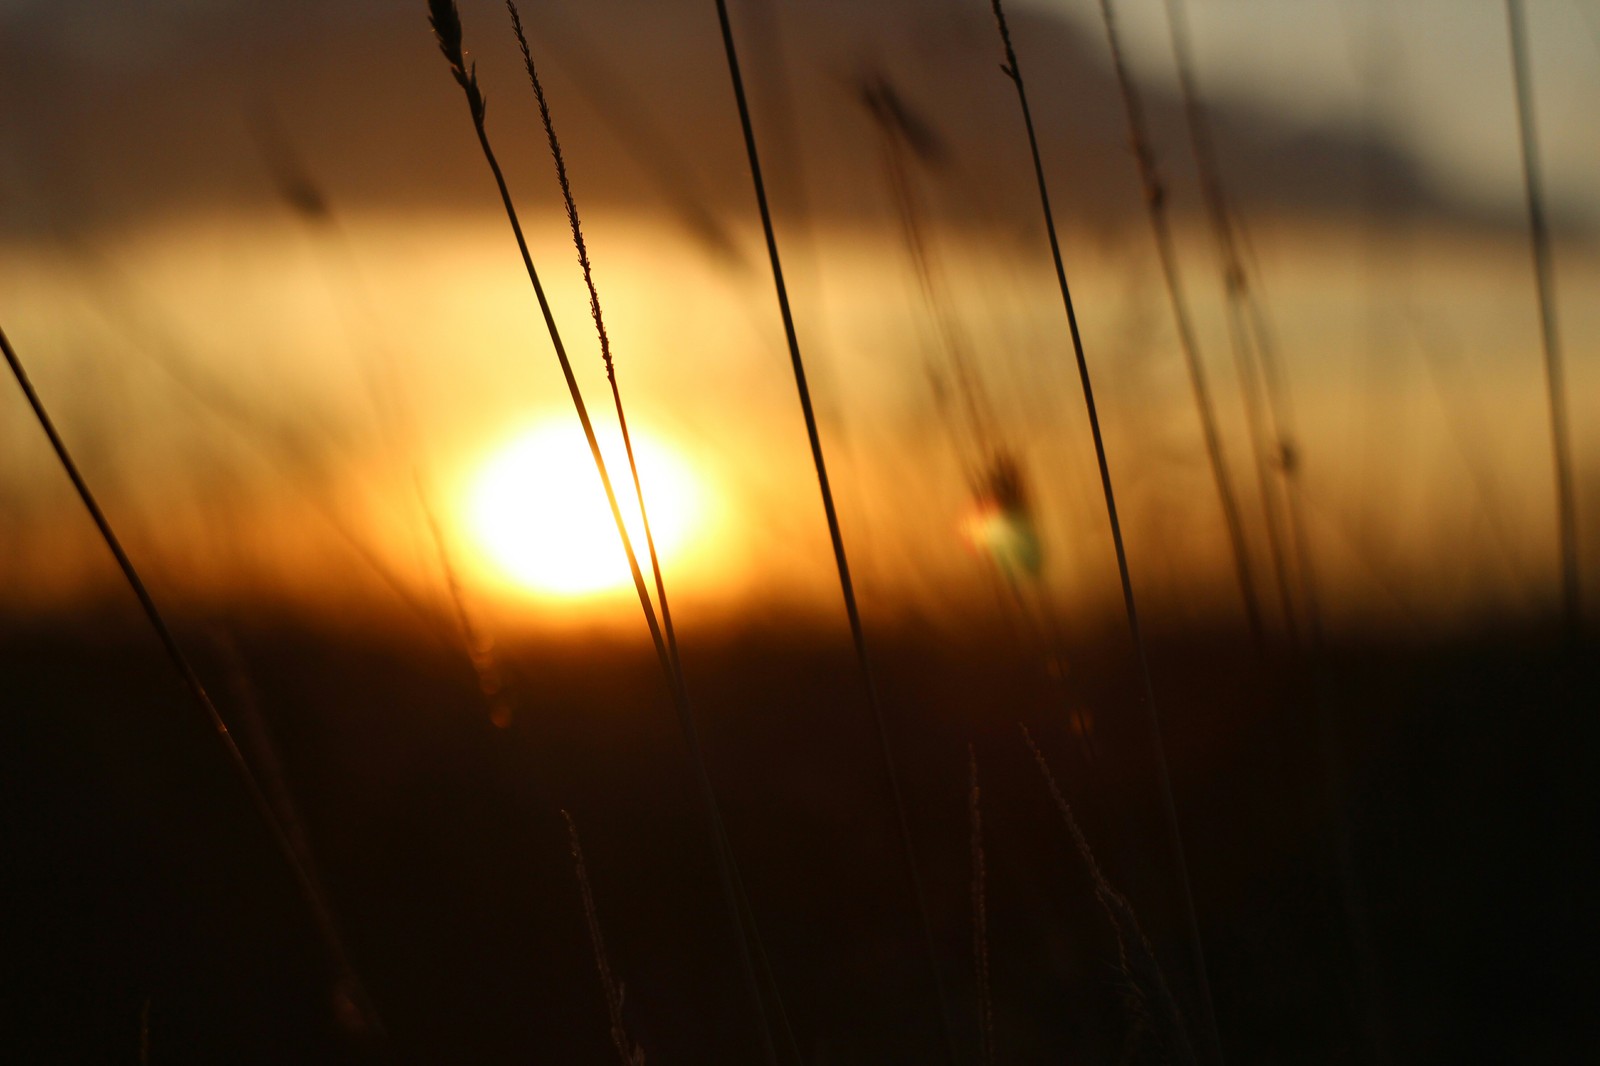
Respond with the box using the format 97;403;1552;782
3;605;1596;1063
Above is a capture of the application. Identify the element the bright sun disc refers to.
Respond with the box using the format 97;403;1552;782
466;421;703;598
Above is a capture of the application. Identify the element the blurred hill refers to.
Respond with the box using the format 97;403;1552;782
0;0;1506;244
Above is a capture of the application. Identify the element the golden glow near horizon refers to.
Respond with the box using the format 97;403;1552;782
465;419;705;599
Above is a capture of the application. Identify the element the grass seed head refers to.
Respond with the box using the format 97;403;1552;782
427;0;484;121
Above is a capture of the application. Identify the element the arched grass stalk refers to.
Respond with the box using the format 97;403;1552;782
1506;0;1581;634
1093;0;1263;649
709;3;959;1062
424;4;777;1062
0;322;384;1041
986;2;1222;1060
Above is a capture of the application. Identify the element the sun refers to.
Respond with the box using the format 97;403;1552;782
465;420;704;598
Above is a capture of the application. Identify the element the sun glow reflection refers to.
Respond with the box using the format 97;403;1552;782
466;420;705;599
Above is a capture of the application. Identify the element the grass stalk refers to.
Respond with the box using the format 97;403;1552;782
985;2;1222;1059
0;321;383;1041
861;75;999;469
1159;9;1388;1057
254;102;529;715
425;4;777;1061
503;0;681;694
504;4;802;1057
1021;726;1196;1066
417;483;514;727
562;811;646;1066
1093;0;1264;649
505;4;742;264
1159;0;1304;646
709;3;959;1062
1506;0;1581;634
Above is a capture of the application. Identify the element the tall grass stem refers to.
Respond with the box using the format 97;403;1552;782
710;3;960;1061
986;3;1222;1060
1159;0;1303;645
1094;0;1263;649
426;4;776;1060
504;2;801;1055
562;812;646;1066
1022;726;1197;1065
1160;5;1392;1056
503;0;682;687
0;322;384;1041
1506;0;1581;633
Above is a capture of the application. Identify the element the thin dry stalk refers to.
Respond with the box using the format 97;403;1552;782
860;73;999;470
1159;0;1304;646
968;747;996;1066
252;104;522;711
1506;0;1581;634
426;4;776;1060
214;636;318;873
502;0;682;690
0;323;383;1039
509;6;742;263
417;484;514;727
563;812;646;1066
1159;14;1394;1058
1094;0;1263;649
426;0;664;698
709;4;959;1063
1021;726;1196;1066
986;2;1220;1060
505;7;802;1052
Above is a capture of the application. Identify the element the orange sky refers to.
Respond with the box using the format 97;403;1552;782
2;0;1595;638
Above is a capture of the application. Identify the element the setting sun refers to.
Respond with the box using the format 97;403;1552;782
465;420;705;598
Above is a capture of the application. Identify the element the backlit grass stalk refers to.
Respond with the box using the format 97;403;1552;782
418;483;514;727
1159;0;1305;646
503;0;681;689
562;812;646;1066
1506;0;1581;633
1159;10;1390;1057
1094;0;1263;649
862;77;1000;470
1022;726;1196;1066
505;5;741;264
709;3;959;1062
986;2;1221;1060
254;102;528;712
425;4;777;1062
504;5;801;1056
0;322;383;1040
